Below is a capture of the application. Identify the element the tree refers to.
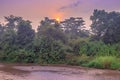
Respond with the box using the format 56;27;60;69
0;24;5;50
35;17;67;63
60;17;86;38
4;15;22;30
37;17;67;43
0;24;5;44
0;24;4;34
0;24;17;59
103;11;120;43
90;9;120;43
90;9;108;40
16;20;35;48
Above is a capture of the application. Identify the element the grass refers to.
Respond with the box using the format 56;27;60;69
88;56;120;69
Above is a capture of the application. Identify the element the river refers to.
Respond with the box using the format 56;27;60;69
0;63;120;80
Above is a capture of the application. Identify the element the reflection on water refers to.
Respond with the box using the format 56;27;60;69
0;63;120;80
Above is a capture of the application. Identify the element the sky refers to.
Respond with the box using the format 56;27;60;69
0;0;120;30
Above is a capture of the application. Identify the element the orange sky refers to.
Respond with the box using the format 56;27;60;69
0;0;120;30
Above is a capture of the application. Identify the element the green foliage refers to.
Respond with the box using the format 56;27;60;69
0;49;37;63
66;54;91;66
60;17;88;39
68;38;89;55
12;49;36;63
16;20;35;48
35;37;66;64
0;14;120;70
88;56;120;69
37;17;67;43
69;39;120;56
91;9;120;43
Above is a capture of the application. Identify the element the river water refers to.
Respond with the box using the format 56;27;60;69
0;63;120;80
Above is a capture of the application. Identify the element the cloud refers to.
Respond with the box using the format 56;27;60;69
58;0;81;11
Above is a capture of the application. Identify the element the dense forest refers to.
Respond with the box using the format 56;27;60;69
0;9;120;69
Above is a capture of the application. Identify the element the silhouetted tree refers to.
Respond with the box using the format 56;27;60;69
90;9;120;43
37;17;67;43
60;17;87;38
4;15;22;30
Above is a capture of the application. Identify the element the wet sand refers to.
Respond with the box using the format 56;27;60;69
0;63;120;80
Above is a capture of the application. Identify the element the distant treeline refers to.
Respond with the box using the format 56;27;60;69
0;9;120;69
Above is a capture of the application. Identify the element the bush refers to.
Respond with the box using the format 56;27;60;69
88;56;120;69
66;54;91;66
36;37;67;64
0;49;37;63
13;49;37;63
68;38;89;55
68;39;119;56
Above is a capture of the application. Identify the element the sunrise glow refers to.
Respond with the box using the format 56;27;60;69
56;17;60;22
0;0;120;29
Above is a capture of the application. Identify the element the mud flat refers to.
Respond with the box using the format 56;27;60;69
0;63;120;80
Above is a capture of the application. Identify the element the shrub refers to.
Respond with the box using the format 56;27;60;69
79;41;119;56
88;56;120;69
68;38;89;55
13;49;37;63
37;38;67;64
66;54;91;66
2;49;37;63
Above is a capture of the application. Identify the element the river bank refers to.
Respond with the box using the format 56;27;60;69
0;63;120;80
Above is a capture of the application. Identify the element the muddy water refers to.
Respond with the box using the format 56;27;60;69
0;63;120;80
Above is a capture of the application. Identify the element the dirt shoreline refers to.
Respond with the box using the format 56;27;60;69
0;71;27;80
0;63;120;80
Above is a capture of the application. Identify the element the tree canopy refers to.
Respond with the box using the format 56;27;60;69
0;10;120;66
90;9;120;43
